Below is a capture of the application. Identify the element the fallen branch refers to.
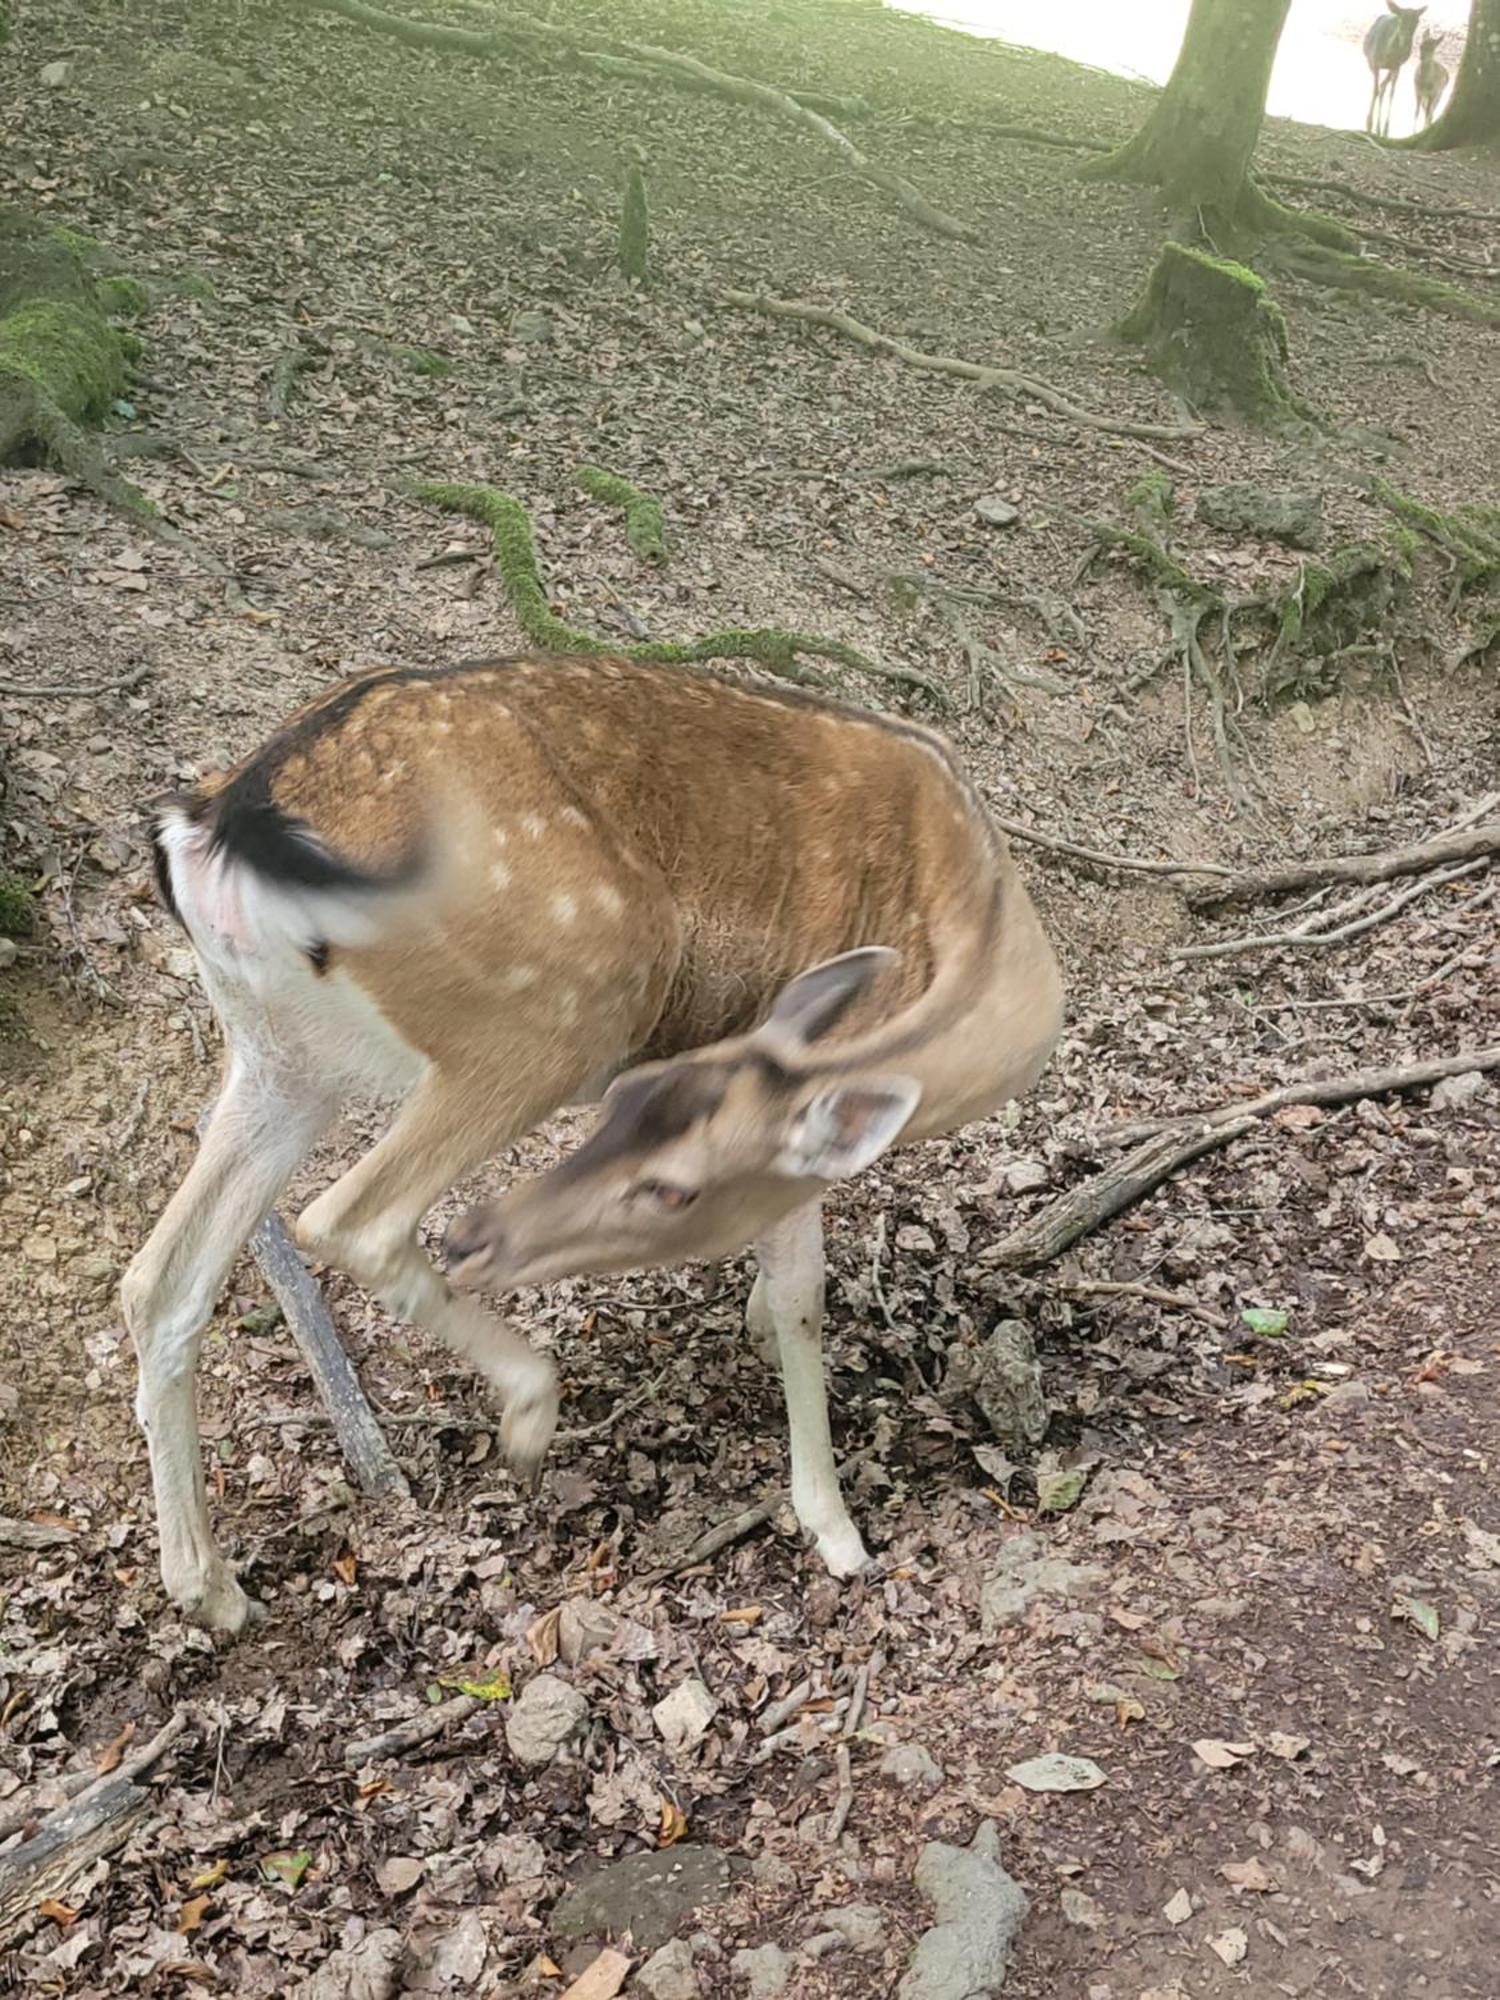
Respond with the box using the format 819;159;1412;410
249;1211;412;1501
1185;819;1500;909
825;1742;855;1842
987;813;1231;880
0;665;150;699
267;339;315;420
0;1516;74;1551
1056;1278;1230;1329
648;1490;790;1580
1100;1045;1500;1149
0;1710;190;1848
295;0;970;241
720;290;1202;444
345;1693;483;1767
979;1119;1258;1271
1175;858;1489;961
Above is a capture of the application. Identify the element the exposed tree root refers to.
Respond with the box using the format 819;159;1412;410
419;480;946;705
986;814;1232;882
1263;171;1500;227
884;571;1068;710
1174;857;1489;961
575;462;667;564
1188;816;1500;910
292;0;971;242
720;289;1203;444
1268;238;1500;328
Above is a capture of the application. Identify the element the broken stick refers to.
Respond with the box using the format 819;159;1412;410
0;1709;190;1849
345;1694;483;1767
980;1118;1259;1270
0;1785;150;1941
1100;1044;1500;1148
1185;819;1500;909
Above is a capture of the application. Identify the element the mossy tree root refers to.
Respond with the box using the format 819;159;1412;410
419;480;947;705
1373;478;1500;601
1117;243;1307;431
575;462;667;564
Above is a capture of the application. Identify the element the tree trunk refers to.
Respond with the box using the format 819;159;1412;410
1084;0;1293;214
1408;0;1500;148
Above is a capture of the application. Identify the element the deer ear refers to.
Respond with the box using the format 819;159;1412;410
774;1075;922;1182
758;947;899;1052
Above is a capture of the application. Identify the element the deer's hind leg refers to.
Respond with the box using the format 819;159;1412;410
122;1053;336;1634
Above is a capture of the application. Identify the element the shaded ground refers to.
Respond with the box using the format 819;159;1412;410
1;1;1498;1995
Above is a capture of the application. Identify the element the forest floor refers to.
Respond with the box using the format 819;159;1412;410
2;1;1499;1995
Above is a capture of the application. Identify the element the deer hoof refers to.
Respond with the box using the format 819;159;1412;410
502;1377;560;1484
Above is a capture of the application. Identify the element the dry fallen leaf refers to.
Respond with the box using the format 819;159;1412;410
657;1798;689;1847
177;1893;212;1934
376;1855;425;1895
1267;1731;1310;1760
332;1552;358;1587
188;1860;229;1892
528;1605;562;1667
1220;1856;1277;1893
1163;1887;1193;1925
95;1721;135;1774
38;1898;78;1927
1193;1738;1256;1770
558;1946;632;2000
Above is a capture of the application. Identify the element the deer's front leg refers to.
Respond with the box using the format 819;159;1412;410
756;1203;870;1579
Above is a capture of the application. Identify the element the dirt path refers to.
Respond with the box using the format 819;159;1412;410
1;2;1498;1995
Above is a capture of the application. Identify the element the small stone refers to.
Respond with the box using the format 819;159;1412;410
505;1673;589;1767
1196;481;1323;550
653;1676;718;1754
1003;1157;1049;1195
980;1531;1107;1636
1163;1887;1193;1926
968;1319;1048;1449
1208;1927;1248;1967
732;1943;791;1998
40;60;71;88
1060;1887;1105;1930
552;1846;738;1953
637;1938;698;2000
973;494;1020;528
490;1831;546;1882
802;1931;842;1960
1431;1070;1487;1111
898;1822;1027;2000
511;310;554;344
821;1904;886;1953
0;937;17;970
878;1741;944;1791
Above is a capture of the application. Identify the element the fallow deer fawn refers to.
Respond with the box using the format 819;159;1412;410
1414;28;1448;127
125;654;1064;1634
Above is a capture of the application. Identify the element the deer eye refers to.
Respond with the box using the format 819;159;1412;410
635;1179;698;1212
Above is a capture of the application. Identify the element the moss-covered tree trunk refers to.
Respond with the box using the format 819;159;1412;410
1083;0;1292;217
0;211;136;477
1407;0;1500;148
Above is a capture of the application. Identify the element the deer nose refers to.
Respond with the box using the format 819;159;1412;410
443;1205;502;1278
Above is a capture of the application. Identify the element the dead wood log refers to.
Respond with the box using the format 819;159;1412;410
0;1711;191;1849
0;1787;149;1940
1185;820;1500;909
1100;1044;1500;1149
979;1118;1258;1271
721;289;1204;444
293;0;970;241
345;1694;483;1767
249;1211;411;1501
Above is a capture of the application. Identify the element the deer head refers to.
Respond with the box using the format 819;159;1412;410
443;947;922;1293
1388;1;1427;27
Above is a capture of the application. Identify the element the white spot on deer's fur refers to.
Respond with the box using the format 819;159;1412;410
489;861;511;891
522;813;547;840
561;805;587;828
551;893;578;925
492;824;508;847
504;965;538;992
435;719;452;735
591;884;624;917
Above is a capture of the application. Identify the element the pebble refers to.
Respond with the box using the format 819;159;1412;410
637;1938;698;2000
973;494;1020;528
1431;1070;1487;1111
504;1673;589;1767
731;1942;791;1997
0;938;17;971
821;1903;887;1952
653;1676;719;1754
878;1741;944;1791
1060;1887;1105;1930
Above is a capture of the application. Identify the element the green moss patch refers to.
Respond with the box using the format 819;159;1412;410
1120;242;1307;431
576;462;668;564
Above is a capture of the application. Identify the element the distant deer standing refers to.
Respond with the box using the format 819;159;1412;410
1364;1;1428;135
125;654;1065;1634
1413;28;1449;127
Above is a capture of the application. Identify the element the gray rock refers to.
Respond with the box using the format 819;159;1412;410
898;1822;1028;2000
1060;1887;1105;1930
638;1938;699;2000
511;310;554;344
289;1929;404;2000
879;1741;944;1791
973;494;1020;528
969;1320;1047;1449
822;1903;887;1953
1002;1157;1049;1195
1196;481;1324;550
1431;1069;1488;1110
981;1530;1107;1635
653;1675;718;1753
0;937;17;971
552;1845;739;1952
40;60;71;88
504;1673;588;1768
489;1831;546;1883
732;1943;792;1998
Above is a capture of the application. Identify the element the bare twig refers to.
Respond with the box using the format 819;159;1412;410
1175;858;1489;960
648;1490;789;1580
345;1694;483;1767
825;1742;855;1842
0;665;150;699
1185;817;1500;909
720;290;1203;444
1100;1044;1500;1148
987;814;1231;880
1056;1278;1229;1330
759;1678;816;1735
842;1656;875;1738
